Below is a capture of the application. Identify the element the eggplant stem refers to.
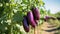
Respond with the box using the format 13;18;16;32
34;28;35;34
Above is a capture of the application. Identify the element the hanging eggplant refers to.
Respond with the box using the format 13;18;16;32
23;16;29;32
27;11;36;28
31;7;40;20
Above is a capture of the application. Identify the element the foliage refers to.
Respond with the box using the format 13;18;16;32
0;0;47;34
54;11;60;17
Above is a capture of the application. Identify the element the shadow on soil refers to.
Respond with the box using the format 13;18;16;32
44;27;60;32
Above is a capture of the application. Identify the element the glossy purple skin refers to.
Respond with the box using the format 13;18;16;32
32;7;40;20
23;16;29;32
27;11;36;28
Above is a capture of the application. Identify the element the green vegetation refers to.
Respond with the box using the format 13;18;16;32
0;0;60;34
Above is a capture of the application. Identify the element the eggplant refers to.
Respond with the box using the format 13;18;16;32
45;16;50;19
23;16;29;32
44;16;51;21
27;11;36;28
31;7;40;20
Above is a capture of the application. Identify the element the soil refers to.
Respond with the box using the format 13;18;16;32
34;22;59;34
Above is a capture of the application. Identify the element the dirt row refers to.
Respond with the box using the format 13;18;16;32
34;22;58;34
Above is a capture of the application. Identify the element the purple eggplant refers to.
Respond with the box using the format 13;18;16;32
44;16;50;21
23;16;29;32
31;7;40;20
27;11;36;28
45;16;50;19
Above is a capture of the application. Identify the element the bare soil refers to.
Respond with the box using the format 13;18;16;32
34;22;58;34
